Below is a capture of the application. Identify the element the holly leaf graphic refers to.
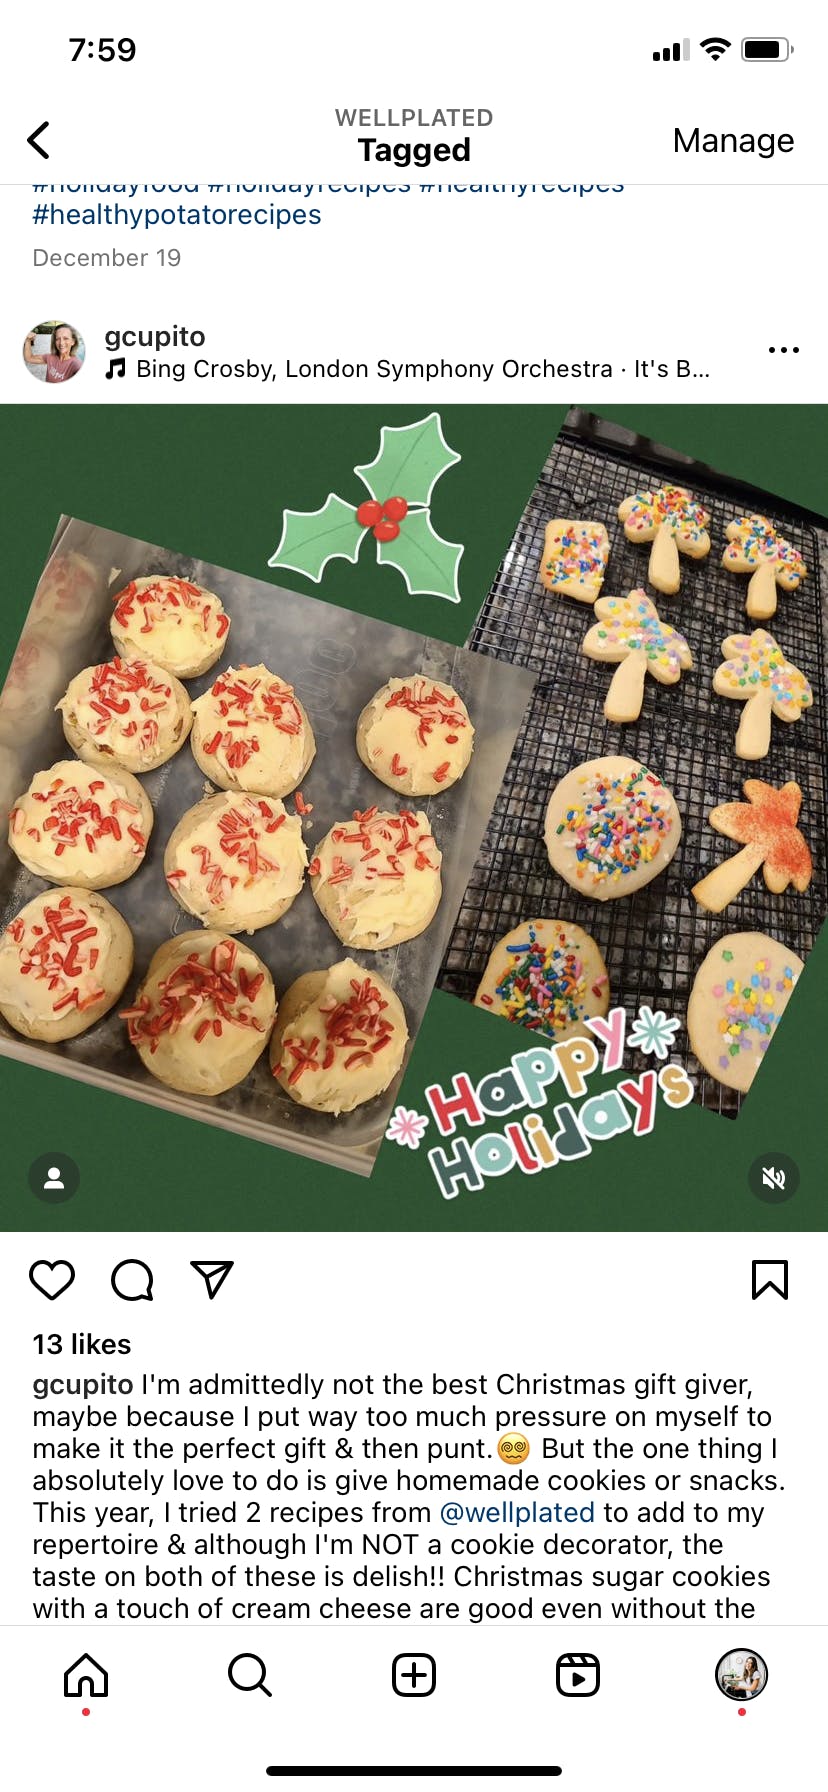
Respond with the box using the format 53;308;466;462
268;494;366;583
354;412;461;508
377;508;463;603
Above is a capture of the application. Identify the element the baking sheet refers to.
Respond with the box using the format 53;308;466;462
0;518;535;1174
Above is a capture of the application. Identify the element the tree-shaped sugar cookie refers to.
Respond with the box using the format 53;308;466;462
722;514;807;621
618;484;711;595
692;779;812;913
713;630;812;759
582;589;692;722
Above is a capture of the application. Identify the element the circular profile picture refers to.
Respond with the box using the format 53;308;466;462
23;321;85;386
715;1648;768;1702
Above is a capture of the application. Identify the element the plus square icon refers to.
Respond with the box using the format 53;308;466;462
392;1653;436;1697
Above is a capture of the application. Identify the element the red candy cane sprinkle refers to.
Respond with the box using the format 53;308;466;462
24;776;141;861
384;679;467;756
113;578;224;639
204;673;304;764
277;973;395;1083
83;658;175;752
319;808;439;896
122;938;265;1052
8;894;104;1012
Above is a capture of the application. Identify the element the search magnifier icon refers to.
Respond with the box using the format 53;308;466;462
228;1653;272;1696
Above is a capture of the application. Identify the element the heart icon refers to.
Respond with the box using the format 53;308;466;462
29;1260;75;1300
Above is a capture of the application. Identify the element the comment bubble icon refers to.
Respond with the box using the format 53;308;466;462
111;1259;154;1301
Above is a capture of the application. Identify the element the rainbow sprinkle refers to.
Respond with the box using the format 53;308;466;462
592;591;690;676
717;631;812;714
494;923;604;1034
713;950;797;1070
621;483;710;543
544;522;609;593
724;514;806;582
558;766;674;885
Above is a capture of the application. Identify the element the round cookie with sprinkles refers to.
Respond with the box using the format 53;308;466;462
540;520;610;603
0;887;133;1042
190;663;316;798
58;656;193;775
110;575;230;678
122;931;276;1096
356;675;474;796
164;791;308;934
310;806;442;951
9;759;152;890
475;919;610;1041
270;958;408;1114
544;755;682;901
687;932;803;1094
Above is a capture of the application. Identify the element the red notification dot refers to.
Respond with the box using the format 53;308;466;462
82;1708;90;1716
738;1708;746;1716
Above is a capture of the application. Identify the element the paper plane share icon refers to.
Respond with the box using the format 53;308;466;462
191;1260;234;1300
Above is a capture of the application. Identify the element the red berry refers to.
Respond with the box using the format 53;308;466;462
373;519;400;543
356;500;383;527
383;496;408;523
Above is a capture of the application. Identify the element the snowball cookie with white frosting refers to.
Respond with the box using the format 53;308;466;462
122;931;276;1096
356;674;474;796
544;756;681;900
190;663;316;797
0;887;133;1042
475;919;610;1042
9;760;153;889
58;656;192;775
110;575;230;678
270;958;408;1114
165;791;308;933
310;806;442;950
688;931;803;1094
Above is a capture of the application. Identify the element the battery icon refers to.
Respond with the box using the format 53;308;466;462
741;37;791;60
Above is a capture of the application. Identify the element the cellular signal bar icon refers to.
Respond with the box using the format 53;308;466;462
653;39;690;61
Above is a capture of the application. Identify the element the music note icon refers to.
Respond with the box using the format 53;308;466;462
106;357;126;380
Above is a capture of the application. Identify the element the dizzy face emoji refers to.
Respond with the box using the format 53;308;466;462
497;1431;530;1464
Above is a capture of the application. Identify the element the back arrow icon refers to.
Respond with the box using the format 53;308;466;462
28;122;49;159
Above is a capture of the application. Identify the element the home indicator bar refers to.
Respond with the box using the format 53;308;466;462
265;1772;563;1781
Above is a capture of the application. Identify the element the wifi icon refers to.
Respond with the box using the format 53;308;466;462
700;36;731;60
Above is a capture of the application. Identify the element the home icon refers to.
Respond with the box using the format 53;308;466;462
64;1654;108;1699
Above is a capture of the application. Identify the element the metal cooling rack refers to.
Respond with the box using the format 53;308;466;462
438;415;828;1115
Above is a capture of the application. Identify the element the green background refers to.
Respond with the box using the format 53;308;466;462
1;402;825;1233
